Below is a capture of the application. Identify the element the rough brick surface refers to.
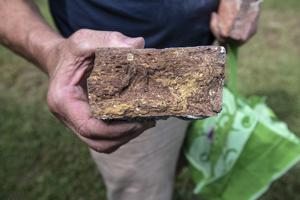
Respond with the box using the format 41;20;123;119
87;46;226;120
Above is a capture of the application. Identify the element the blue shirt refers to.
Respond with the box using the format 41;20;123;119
49;0;219;48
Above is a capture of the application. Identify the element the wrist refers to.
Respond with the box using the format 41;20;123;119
26;27;65;75
42;37;65;76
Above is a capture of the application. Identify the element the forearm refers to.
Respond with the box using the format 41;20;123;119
0;0;64;74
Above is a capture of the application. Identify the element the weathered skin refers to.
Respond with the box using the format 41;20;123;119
87;46;226;120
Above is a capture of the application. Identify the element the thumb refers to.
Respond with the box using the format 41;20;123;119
107;31;145;48
123;37;145;49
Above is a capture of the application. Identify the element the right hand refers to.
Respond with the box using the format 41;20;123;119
210;0;261;45
45;29;156;153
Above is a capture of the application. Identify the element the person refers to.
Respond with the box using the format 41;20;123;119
0;0;260;199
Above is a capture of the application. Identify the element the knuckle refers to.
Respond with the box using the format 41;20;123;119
72;29;91;40
78;129;90;138
136;37;145;48
76;41;92;52
76;121;92;138
47;90;62;113
108;31;125;41
107;32;128;47
47;99;57;113
69;29;93;51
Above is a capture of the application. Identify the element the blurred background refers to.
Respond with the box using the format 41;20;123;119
0;0;299;199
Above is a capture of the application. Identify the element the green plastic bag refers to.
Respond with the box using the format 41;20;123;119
184;45;300;200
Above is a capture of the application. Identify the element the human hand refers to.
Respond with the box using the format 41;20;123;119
45;29;155;153
210;0;262;45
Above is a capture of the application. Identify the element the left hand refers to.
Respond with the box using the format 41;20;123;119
45;29;156;153
210;0;262;45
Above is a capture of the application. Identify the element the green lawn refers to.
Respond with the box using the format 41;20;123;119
0;1;299;199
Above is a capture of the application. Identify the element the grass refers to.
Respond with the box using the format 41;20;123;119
0;0;299;199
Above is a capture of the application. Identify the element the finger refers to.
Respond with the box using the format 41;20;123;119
57;113;143;154
122;36;145;48
103;31;145;48
63;93;155;139
85;117;155;139
244;14;260;42
69;30;145;57
78;124;147;153
86;118;155;139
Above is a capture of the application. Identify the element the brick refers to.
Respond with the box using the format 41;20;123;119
87;46;226;120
